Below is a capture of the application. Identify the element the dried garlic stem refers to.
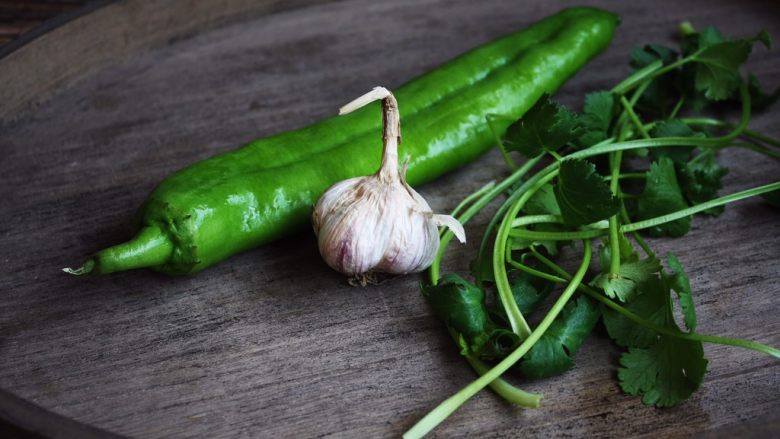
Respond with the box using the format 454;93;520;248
339;87;401;183
312;87;465;277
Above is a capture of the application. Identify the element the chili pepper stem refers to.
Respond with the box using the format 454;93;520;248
63;226;174;275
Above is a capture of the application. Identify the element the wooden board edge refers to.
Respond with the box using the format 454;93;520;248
0;0;340;124
0;388;124;439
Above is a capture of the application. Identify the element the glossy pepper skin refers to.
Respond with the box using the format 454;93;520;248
71;7;618;275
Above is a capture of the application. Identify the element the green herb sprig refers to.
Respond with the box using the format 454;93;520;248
406;23;780;439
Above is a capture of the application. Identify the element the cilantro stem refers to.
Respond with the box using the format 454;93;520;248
681;118;780;149
608;148;624;279
494;169;559;337
511;214;561;228
605;172;646;180
646;56;693;81
463;354;542;407
527;250;780;359
613;79;652;140
474;159;555;289
499;121;780;247
573;81;750;159
429;175;542;406
429;157;541;285
611;60;663;95
450;181;496;219
611;50;700;97
506;257;565;283
685;334;780;358
668;95;685;119
510;216;609;230
475;137;615;288
572;137;730;158
548;150;564;161
509;228;606;241
528;245;564;274
620;204;655;258
607;217;621;275
476;206;508;289
687;149;713;165
612;54;698;96
487;114;519;171
620;96;651;140
621;181;780;233
404;241;593;439
509;176;780;244
446;327;542;408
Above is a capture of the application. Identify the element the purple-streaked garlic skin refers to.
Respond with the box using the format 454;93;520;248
311;87;465;278
313;173;441;275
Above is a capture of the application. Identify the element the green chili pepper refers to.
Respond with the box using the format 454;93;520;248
65;7;618;275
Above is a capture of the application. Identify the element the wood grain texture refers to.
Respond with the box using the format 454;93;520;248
0;0;779;437
0;0;338;122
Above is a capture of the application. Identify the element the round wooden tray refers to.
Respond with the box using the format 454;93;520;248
1;0;778;437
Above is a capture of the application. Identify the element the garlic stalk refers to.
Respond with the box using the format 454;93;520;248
312;87;466;278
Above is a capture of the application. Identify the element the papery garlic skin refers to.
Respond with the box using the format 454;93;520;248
313;171;441;275
312;87;465;277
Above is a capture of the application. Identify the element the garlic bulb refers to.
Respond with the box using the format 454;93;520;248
312;87;465;277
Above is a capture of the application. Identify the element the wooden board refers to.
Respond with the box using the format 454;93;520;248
1;0;779;437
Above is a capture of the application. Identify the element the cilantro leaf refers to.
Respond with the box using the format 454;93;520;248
691;31;770;101
422;274;522;360
524;183;561;216
603;275;670;348
579;91;615;145
503;94;582;157
592;235;661;302
599;233;640;270
554;159;620;227
520;296;600;379
680;26;725;56
422;274;490;341
692;42;750;100
666;254;696;332
618;336;707;407
603;266;707;407
677;152;728;215
592;258;661;302
646;121;726;216
630;45;680;116
472;328;522;360
631;44;678;68
649;120;702;164
592;276;635;303
469;254;494;285
637;157;691;237
651;119;699;138
697;26;726;49
511;273;552;316
755;30;772;49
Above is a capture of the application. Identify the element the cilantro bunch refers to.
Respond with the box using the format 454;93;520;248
407;24;780;438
